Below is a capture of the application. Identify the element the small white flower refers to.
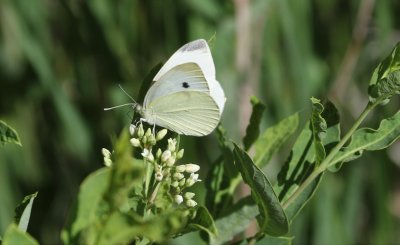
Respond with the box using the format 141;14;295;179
185;163;200;173
130;138;141;147
141;148;150;158
103;158;113;167
156;129;168;141
167;138;177;152
190;173;200;181
155;171;163;182
184;192;195;199
161;150;172;162
185;199;197;207
166;156;176;167
129;124;136;136
175;165;186;173
174;195;183;204
173;172;184;180
101;148;111;158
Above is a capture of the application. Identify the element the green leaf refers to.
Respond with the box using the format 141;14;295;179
243;96;266;151
0;120;21;146
277;100;339;221
205;126;236;218
254;112;299;167
98;210;190;244
210;196;259;245
2;224;38;245
187;206;217;238
310;97;327;164
236;234;293;245
330;110;400;168
65;167;111;241
14;192;38;232
233;143;289;236
368;42;400;104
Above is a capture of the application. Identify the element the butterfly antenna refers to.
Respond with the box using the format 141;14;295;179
104;103;135;111
118;84;137;104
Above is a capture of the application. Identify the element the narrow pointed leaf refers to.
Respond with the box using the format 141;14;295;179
14;192;38;232
254;112;299;167
233;143;288;236
0;120;21;146
310;98;327;164
243;96;266;151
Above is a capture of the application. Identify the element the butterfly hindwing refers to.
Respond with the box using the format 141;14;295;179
143;91;220;136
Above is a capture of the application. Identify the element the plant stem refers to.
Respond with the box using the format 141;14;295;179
282;101;377;209
144;158;152;198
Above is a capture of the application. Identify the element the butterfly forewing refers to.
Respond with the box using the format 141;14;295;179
153;39;216;82
143;63;210;107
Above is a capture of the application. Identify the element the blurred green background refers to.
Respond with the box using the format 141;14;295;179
0;0;399;244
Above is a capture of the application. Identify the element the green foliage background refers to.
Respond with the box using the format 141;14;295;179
0;0;399;244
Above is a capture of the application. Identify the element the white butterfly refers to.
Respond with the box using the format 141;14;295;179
106;39;226;136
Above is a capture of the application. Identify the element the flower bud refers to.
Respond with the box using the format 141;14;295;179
142;135;148;144
190;173;200;181
148;135;156;145
137;124;144;138
173;172;184;180
145;128;152;137
185;178;195;187
130;138;141;147
166;156;176;167
129;124;136;136
155;171;163;182
174;195;183;204
171;181;179;188
179;178;186;187
146;152;154;162
184;192;195;200
176;149;184;160
167;138;177;152
103;158;112;167
161;150;172;162
156;148;162;159
156;129;168;141
101;148;111;158
185;163;200;173
185;199;197;207
175;165;186;173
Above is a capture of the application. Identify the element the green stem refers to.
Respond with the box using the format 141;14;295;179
282;101;378;209
144;158;152;198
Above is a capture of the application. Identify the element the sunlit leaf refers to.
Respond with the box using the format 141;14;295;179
0;120;21;146
310;97;327;164
210;196;258;245
330;110;400;169
14;192;38;232
368;42;400;104
254;112;299;167
233;144;288;236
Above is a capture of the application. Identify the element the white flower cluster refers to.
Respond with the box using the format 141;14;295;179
101;148;112;167
129;123;201;207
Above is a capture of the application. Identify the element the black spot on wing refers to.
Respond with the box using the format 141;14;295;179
182;82;190;88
